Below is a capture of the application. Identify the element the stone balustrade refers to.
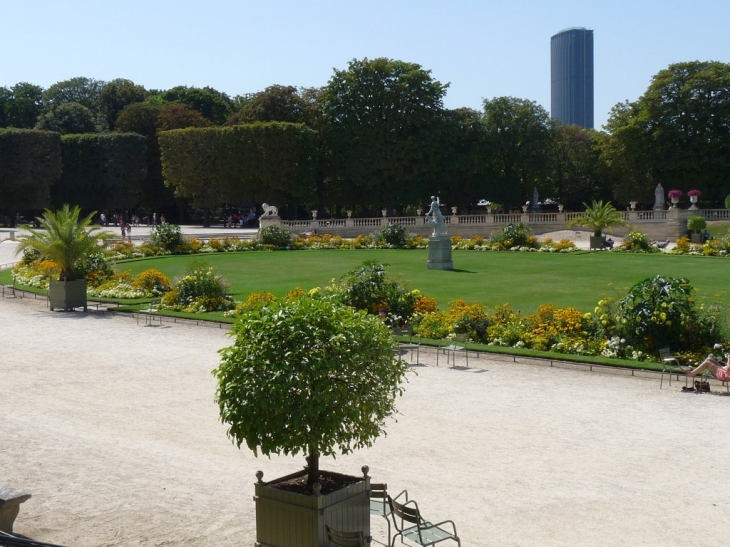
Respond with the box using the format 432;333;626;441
258;208;728;240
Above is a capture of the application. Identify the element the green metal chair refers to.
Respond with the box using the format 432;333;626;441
659;347;689;389
388;496;460;546
325;525;368;547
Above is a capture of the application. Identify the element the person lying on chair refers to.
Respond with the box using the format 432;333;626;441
687;351;730;382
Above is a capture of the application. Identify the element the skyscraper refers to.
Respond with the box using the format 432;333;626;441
551;28;594;129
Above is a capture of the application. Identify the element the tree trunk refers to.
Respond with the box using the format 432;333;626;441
306;452;319;492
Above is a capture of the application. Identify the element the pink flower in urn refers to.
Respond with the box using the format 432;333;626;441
687;189;702;197
667;189;683;200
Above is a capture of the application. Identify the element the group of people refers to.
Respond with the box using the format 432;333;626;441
223;211;256;228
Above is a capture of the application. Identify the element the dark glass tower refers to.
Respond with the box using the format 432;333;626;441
551;28;594;129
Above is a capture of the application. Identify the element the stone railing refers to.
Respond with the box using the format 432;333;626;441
258;208;728;240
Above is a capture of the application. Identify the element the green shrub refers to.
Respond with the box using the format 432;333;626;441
611;275;722;353
491;222;536;249
164;263;233;312
616;231;657;253
333;260;417;325
377;222;408;248
257;225;292;249
150;223;187;253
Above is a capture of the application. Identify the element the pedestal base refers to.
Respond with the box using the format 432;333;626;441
427;236;453;270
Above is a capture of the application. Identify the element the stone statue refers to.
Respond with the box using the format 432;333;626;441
425;196;447;237
260;203;278;217
653;184;665;211
530;187;541;212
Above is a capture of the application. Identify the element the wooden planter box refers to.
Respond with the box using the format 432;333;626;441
690;233;702;243
49;279;87;311
589;235;605;250
254;468;370;547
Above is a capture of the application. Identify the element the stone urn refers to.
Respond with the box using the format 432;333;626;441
311;210;318;220
346;210;352;218
630;201;638;210
689;195;699;210
451;206;457;215
558;204;564;212
381;208;387;217
522;205;529;213
416;208;423;216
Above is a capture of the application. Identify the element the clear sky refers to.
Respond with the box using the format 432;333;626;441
2;0;728;129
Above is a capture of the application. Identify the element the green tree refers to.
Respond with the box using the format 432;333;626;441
321;57;449;210
604;61;730;204
17;204;109;280
156;103;213;131
114;102;175;217
42;77;105;110
481;97;552;210
1;82;45;128
35;102;96;134
234;84;312;125
95;78;148;131
214;294;407;490
0;129;61;219
158;85;233;125
547;124;608;208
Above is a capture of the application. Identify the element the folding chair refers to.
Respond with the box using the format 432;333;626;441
388;496;460;546
437;333;470;367
325;525;368;547
658;347;689;389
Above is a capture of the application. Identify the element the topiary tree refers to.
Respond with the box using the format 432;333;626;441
213;294;407;491
687;215;707;234
567;200;629;237
725;194;730;209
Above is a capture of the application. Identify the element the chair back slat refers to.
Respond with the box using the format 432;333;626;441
390;496;421;525
325;525;366;547
370;483;387;500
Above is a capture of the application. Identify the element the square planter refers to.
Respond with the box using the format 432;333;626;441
589;235;605;250
49;279;87;311
254;468;370;547
690;233;702;243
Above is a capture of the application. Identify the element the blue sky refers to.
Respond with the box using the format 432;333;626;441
2;0;728;128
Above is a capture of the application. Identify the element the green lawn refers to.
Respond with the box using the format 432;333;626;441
109;249;729;314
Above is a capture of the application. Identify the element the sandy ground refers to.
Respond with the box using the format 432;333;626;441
2;289;729;547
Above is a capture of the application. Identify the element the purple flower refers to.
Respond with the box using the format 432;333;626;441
688;189;702;197
667;189;683;200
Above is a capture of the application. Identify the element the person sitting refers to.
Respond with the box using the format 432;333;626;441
687;351;730;382
603;238;614;249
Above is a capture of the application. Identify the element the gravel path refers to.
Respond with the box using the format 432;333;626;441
1;293;728;546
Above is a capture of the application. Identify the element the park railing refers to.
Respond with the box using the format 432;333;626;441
266;207;728;241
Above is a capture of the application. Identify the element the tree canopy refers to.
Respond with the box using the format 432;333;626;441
214;294;407;489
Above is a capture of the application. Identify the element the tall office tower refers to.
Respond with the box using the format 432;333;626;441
551;27;594;129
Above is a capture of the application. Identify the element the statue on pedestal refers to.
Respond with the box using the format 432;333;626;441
425;196;447;237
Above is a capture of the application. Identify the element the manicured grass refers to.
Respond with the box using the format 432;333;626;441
111;249;730;314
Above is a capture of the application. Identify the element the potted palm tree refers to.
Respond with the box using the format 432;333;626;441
213;294;407;547
567;200;630;250
17;205;110;311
